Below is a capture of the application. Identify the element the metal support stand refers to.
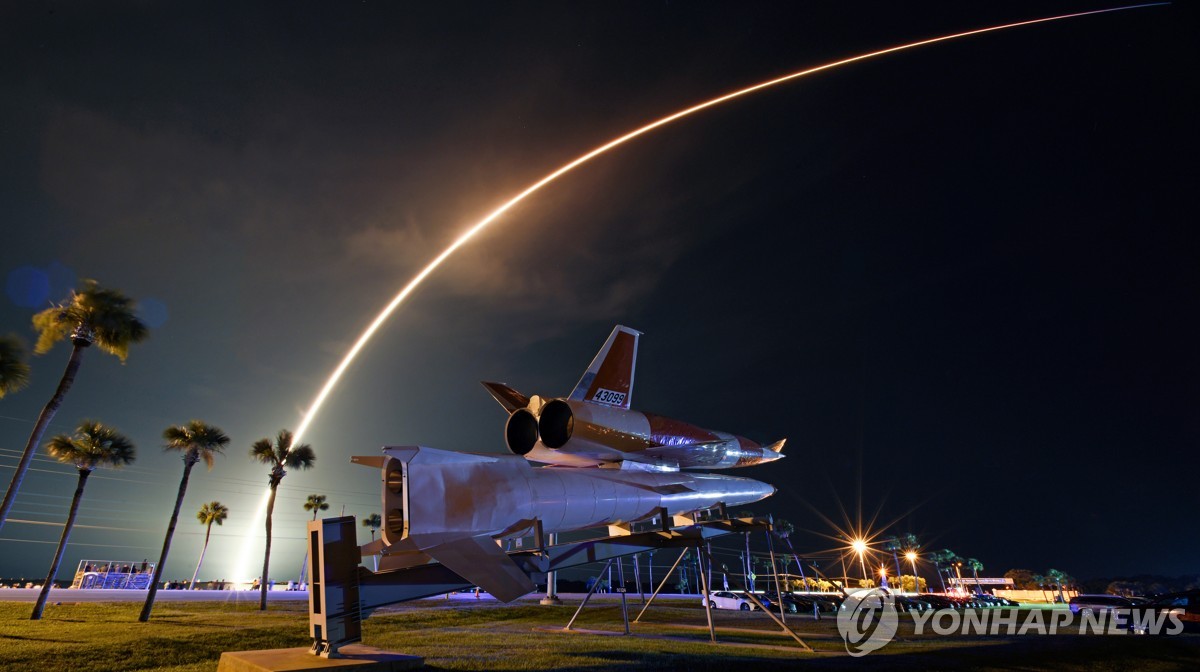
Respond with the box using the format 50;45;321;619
740;590;813;652
565;558;613;631
697;546;717;643
765;517;786;624
540;533;561;605
632;553;645;605
616;557;630;635
634;548;688;623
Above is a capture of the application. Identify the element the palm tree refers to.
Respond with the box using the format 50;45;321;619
31;420;135;619
737;510;755;591
1046;568;1069;603
1032;573;1049;602
304;493;329;520
298;494;330;582
966;558;984;595
0;281;148;532
139;420;230;621
947;552;965;590
773;518;811;594
362;512;381;540
362;513;382;571
250;429;316;610
188;501;229;589
0;334;31;398
929;549;950;592
883;536;903;589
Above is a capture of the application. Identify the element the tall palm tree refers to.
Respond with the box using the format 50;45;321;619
0;281;148;532
947;552;965;590
1046;568;1069;603
737;510;755;591
773;518;810;593
1032;573;1049;602
362;512;381;540
298;494;329;582
929;549;950;592
0;334;31;398
304;493;329;520
362;513;382;571
966;558;984;595
188;501;229;589
250;429;315;610
31;420;135;619
883;536;903;588
139;420;230;621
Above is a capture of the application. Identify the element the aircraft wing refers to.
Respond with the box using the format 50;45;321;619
420;535;535;602
481;381;530;413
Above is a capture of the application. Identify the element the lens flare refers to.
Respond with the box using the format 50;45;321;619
233;3;1166;582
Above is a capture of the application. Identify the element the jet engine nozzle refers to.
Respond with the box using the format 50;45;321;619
505;408;539;456
538;399;574;449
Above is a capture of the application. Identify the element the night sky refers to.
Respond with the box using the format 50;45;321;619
1;2;1195;585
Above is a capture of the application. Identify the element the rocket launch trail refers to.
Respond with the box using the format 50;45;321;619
288;3;1164;447
232;3;1165;581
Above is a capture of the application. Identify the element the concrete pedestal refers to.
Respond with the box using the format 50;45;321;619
217;645;423;672
539;595;563;605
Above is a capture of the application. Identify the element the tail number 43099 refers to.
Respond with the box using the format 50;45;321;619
592;389;627;406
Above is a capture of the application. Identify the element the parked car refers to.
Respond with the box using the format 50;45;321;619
763;591;799;613
1127;590;1200;634
1069;594;1144;616
702;591;771;611
895;595;932;613
918;594;963;610
793;594;842;613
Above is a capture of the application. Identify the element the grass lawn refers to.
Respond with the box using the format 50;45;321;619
1;598;1197;671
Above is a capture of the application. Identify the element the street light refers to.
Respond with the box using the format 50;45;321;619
905;551;919;595
851;538;868;582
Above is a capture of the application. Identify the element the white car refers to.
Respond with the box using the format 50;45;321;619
702;591;756;611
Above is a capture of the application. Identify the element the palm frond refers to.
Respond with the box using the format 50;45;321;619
0;334;32;397
45;420;136;470
249;438;278;464
283;443;316;470
164;420;230;469
198;500;229;525
31;307;72;355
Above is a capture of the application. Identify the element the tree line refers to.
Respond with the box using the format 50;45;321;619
0;280;376;620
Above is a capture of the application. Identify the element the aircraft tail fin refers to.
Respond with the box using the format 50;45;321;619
766;439;786;453
568;325;641;410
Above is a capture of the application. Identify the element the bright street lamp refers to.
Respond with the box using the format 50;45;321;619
851;539;868;581
905;551;919;595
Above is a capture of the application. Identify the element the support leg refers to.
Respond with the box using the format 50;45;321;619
632;553;645;606
616;556;630;635
565;558;612;631
697;547;716;644
634;548;688;623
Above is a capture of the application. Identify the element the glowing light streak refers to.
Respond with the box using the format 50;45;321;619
290;3;1162;447
234;4;1165;581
